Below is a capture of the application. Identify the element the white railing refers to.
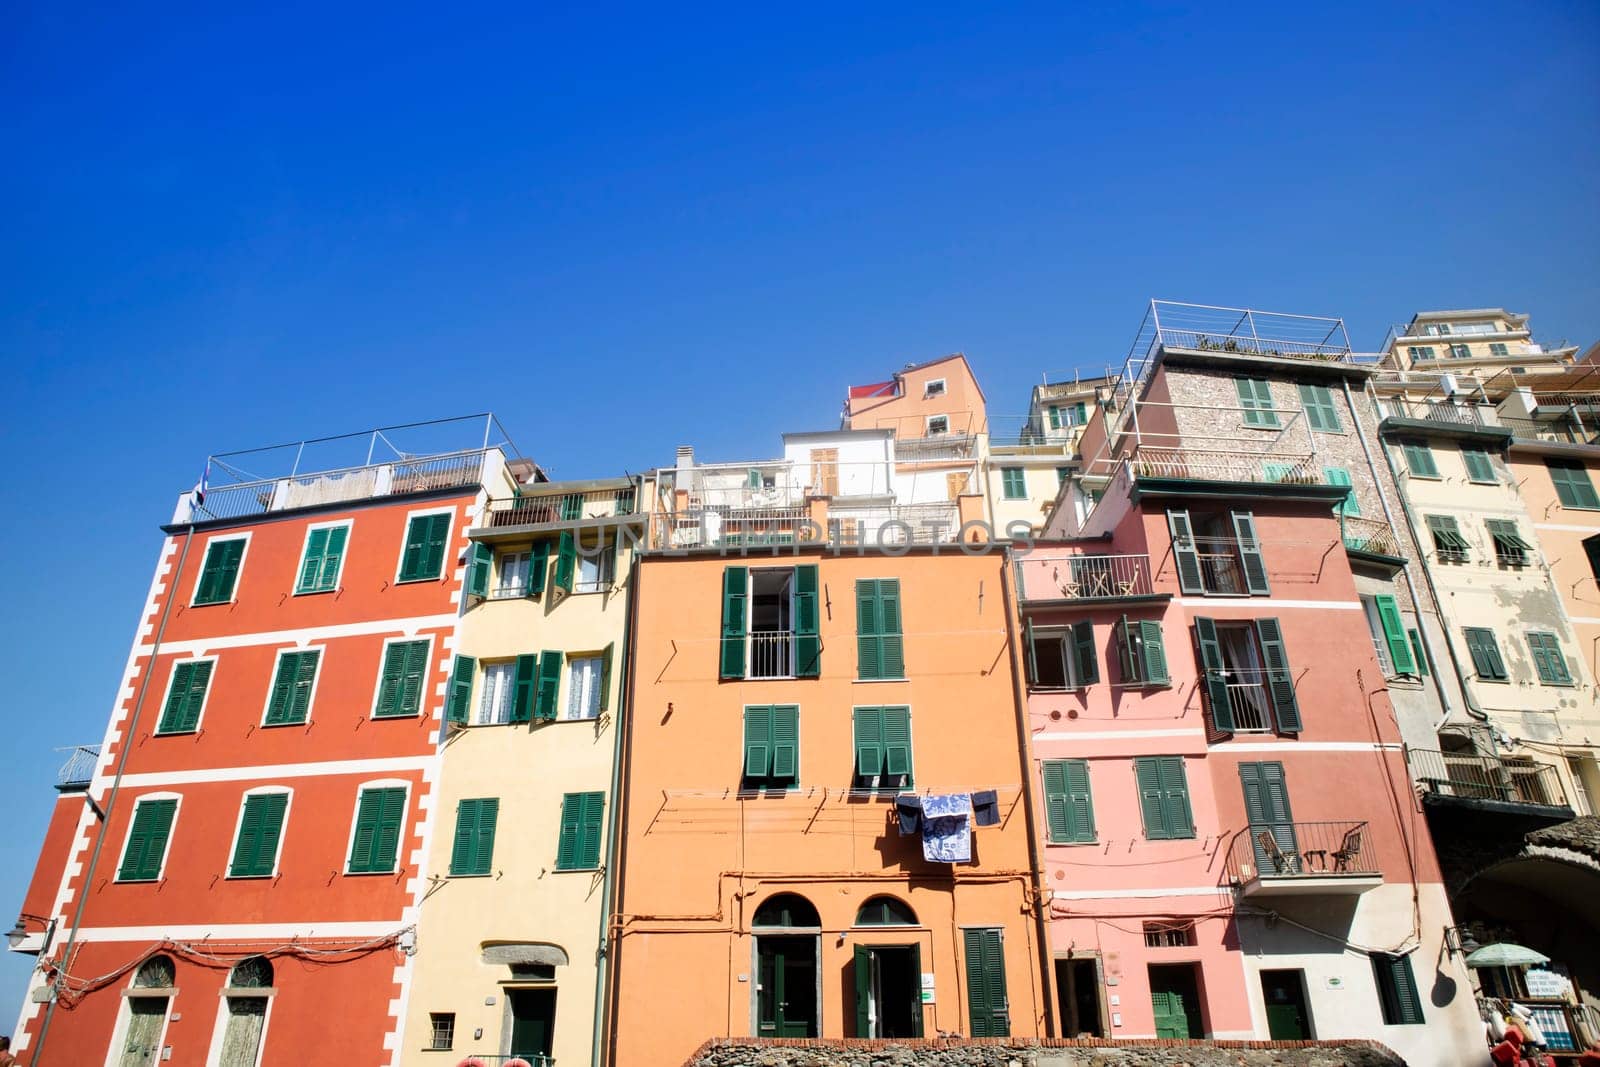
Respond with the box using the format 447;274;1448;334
830;502;962;545
749;631;795;679
182;449;496;523
1131;448;1320;485
1018;554;1153;600
1198;552;1247;595
1221;678;1275;733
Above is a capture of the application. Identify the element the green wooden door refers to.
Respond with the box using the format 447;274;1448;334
757;936;817;1038
1262;970;1310;1040
509;988;556;1060
120;997;169;1067
1149;965;1202;1039
963;928;1010;1037
1151;989;1186;1039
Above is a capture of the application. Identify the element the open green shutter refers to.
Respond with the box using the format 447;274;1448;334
554;530;577;592
1042;761;1071;842
854;943;873;1037
1048;406;1061;430
770;706;799;779
1064;759;1094;842
299;528;330;591
794;565;820;677
1138;621;1169;685
446;656;475;724
1255;618;1301;732
1166;511;1204;594
1372;595;1415;674
1071;620;1098;685
1024;617;1038;685
744;706;772;778
533;651;562;720
721;567;748;679
1193;618;1233;730
1135;758;1169;839
882;706;911;777
467;543;492;598
401;641;428;716
375;643;406;717
1324;467;1357;516
853;707;884;778
511;653;539;723
231;797;262;876
599;642;615;712
528;540;550;596
1231;511;1270;594
348;790;380;871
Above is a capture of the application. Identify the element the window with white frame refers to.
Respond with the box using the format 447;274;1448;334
475;663;516;725
566;656;604;720
575;546;614;594
923;378;946;398
495;551;530;597
926;415;949;435
1360;596;1394;674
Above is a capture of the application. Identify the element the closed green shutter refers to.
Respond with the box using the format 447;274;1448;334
1048;406;1061;430
511;653;540;723
157;660;213;734
1298;384;1341;431
466;542;492;598
399;514;451;582
195;538;246;605
298;528;330;592
1371;952;1424;1025
1464;627;1508;681
1042;759;1094;843
1407;629;1429;677
963;929;1009;1037
745;706;773;778
445;656;475;724
721;567;748;679
1194;618;1233;731
1526;632;1572;685
1134;758;1163;838
1372;595;1415;674
853;707;883;779
297;525;349;593
856;579;904;680
881;706;912;778
770;705;799;780
375;640;429;718
1166;510;1205;594
1461;447;1496;484
1236;379;1277;427
1324;467;1359;516
265;650;319;726
1002;468;1026;499
119;798;178;881
554;530;577;592
1137;620;1169;685
556;792;604;870
348;787;406;873
1400;440;1439;479
533;651;562;720
1239;761;1298;874
794;565;821;677
1071;620;1098;685
1254;618;1301;732
527;540;551;596
1135;757;1193;840
450;797;499;876
1549;460;1600;509
1075;402;1088;424
599;642;615;712
1232;511;1270;594
230;792;288;878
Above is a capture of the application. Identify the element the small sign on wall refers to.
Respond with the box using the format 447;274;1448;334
921;973;935;1004
1325;976;1345;990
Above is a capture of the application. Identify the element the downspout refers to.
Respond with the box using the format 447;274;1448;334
999;549;1058;1038
597;521;644;1067
1348;377;1488;727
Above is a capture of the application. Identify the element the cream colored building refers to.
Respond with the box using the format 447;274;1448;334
399;475;644;1067
984;376;1112;538
1382;308;1579;377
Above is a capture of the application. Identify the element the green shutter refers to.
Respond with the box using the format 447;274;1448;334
527;540;551;596
276;650;318;725
119;798;178;881
1372;952;1424;1025
1461;447;1495;483
1549;461;1600;508
1464;627;1507;681
400;514;450;582
599;642;615;713
794;565;821;677
1042;759;1094;844
963;929;1009;1037
445;656;475;724
1135;758;1169;839
375;640;429;718
1254;618;1301;732
557;791;604;869
854;943;873;1037
856;579;904;680
1401;440;1439;479
533;651;562;720
348;787;406;873
511;653;539;723
560;493;582;521
1263;463;1294;483
1048;406;1061;430
1407;629;1429;677
1137;620;1169;685
1232;511;1270;594
1239;762;1298;873
1071;620;1098;685
1324;467;1359;516
230;792;288;878
853;707;883;779
770;705;799;781
1237;379;1277;427
579;791;604;868
1002;468;1026;499
1298;384;1341;432
467;542;492;598
374;643;406;717
1166;510;1204;594
554;530;577;592
882;706;912;779
298;528;330;593
195;538;245;605
158;660;213;734
1024;617;1039;685
1527;632;1572;685
720;567;748;680
1157;757;1194;839
1194;618;1232;731
1075;402;1087;423
1372;595;1415;674
744;706;773;778
450;797;498;876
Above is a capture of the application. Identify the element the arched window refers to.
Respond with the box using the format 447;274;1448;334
854;895;917;926
133;955;175;987
752;893;820;928
229;956;273;989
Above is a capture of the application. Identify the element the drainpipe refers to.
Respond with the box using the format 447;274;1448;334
592;492;642;1067
1348;377;1489;729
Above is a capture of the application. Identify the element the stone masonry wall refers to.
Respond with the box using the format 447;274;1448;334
683;1038;1406;1067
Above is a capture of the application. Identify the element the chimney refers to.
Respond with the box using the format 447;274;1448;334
676;445;695;469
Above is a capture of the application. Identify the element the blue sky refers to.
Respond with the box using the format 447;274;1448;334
1;0;1597;1025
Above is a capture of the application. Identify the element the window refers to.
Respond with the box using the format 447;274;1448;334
1406;345;1436;361
1324;467;1359;516
566;654;604;720
194;537;246;605
1371;952;1424;1025
1047;401;1088;429
1235;378;1277;427
1167;509;1270;596
1116;617;1169;686
295;523;349;594
1399;439;1439;479
1461;446;1496;484
1407;628;1429;677
450;797;499;876
374;639;430;718
1548;460;1600;509
1360;595;1416;676
1489;342;1509;357
117;798;177;881
744;705;800;790
1194;617;1302;734
229;792;288;878
156;659;213;735
397;512;451;582
1041;759;1095;844
476;662;516;725
926;415;949;435
1448;343;1471;359
1143;921;1196;948
264;650;320;726
1464;627;1508;682
924;378;946;397
1424;323;1451;336
855;578;903;680
347;786;406;873
1585;535;1600;588
1026;621;1097;689
1486;519;1532;567
1526;632;1573;685
855;896;917;926
1001;467;1027;499
723;566;821;680
1134;757;1195;840
494;550;531;598
852;706;912;790
555;791;604;870
1298;384;1341;432
574;540;616;594
1425;515;1469;563
429;1014;455;1051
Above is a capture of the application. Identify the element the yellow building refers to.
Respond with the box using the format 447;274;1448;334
399;474;645;1067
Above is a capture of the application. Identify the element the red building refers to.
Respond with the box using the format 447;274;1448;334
8;422;518;1067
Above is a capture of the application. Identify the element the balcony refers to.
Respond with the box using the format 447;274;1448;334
1386;399;1492;428
1498;414;1598;446
987;414;1082;451
56;745;99;792
829;502;963;546
1340;516;1404;560
483;484;639;530
1130;448;1321;486
1227;820;1382;897
1216;675;1275;733
749;631;796;679
1411;750;1572;819
1017;553;1155;601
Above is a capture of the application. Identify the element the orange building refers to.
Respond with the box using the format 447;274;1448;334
605;535;1048;1066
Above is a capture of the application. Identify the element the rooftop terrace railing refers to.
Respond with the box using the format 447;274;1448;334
483;485;639;528
1118;301;1355;389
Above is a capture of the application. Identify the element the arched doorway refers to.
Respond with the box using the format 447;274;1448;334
217;956;273;1066
118;955;176;1067
851;896;923;1038
752;893;820;1038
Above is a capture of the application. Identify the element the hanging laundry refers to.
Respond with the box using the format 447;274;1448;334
895;795;923;836
920;793;973;863
971;789;1000;827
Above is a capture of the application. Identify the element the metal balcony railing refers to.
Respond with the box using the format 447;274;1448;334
1226;820;1376;883
1131;448;1320;486
1216;677;1275;733
485;487;638;528
1341;516;1404;558
1497;414;1596;445
190;449;495;523
1019;554;1153;600
749;632;796;679
1197;552;1247;596
1387;400;1491;428
829;502;963;545
987;414;1086;450
1410;750;1569;809
56;745;99;791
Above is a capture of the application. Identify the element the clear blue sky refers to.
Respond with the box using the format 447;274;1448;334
2;0;1596;1026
